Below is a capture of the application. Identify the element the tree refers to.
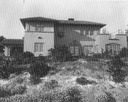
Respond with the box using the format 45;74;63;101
119;47;128;58
107;55;127;83
0;36;5;53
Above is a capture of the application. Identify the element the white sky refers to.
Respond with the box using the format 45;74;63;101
0;0;128;38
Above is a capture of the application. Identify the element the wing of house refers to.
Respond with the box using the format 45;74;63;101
0;39;23;56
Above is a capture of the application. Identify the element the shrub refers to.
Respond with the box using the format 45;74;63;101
76;77;97;85
29;75;41;85
44;80;59;90
123;96;128;102
62;87;82;102
48;45;73;62
119;47;128;58
9;84;27;95
22;51;34;59
94;91;116;102
0;84;26;98
107;55;127;83
0;59;13;79
28;61;51;78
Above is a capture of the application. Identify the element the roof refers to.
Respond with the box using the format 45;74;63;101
20;17;58;22
20;17;106;28
59;20;106;26
0;39;23;46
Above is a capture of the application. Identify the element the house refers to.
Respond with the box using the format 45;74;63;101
1;17;127;57
95;34;127;55
20;17;106;56
0;39;23;56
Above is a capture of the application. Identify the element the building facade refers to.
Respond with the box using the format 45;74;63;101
94;34;127;55
20;17;105;56
1;17;127;57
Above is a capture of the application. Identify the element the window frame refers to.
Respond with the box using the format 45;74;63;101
34;43;44;52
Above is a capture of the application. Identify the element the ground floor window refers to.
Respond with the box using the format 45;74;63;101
70;46;79;56
34;43;43;52
105;43;120;55
83;45;93;55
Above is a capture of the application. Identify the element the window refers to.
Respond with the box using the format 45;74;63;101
70;46;79;56
35;24;44;32
83;45;93;55
105;43;120;55
57;27;64;38
34;43;43;52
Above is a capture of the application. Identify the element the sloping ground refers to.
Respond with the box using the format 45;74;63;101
0;59;128;102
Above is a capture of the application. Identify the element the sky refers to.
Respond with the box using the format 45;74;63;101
0;0;128;39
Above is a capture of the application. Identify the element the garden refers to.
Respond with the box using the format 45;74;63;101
0;46;128;102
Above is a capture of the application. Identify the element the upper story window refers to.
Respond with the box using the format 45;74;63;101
25;22;54;32
34;43;43;52
57;27;64;38
35;24;44;32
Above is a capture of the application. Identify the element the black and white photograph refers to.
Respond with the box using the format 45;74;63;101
0;0;128;102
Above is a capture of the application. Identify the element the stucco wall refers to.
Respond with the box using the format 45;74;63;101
116;35;127;48
4;46;10;56
24;32;54;56
95;34;127;53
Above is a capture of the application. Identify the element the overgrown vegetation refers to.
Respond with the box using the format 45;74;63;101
76;77;97;85
107;55;127;83
48;45;73;62
119;47;128;58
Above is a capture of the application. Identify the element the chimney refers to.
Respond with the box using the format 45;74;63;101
68;18;74;21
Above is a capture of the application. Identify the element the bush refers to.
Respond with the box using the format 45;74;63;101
119;47;128;58
22;51;34;59
62;87;82;102
0;84;26;98
107;55;127;83
94;91;116;102
28;61;51;78
30;75;41;85
76;77;97;85
0;59;13;79
44;80;59;90
48;45;73;62
12;51;35;64
123;96;128;102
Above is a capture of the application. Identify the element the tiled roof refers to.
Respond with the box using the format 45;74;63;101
20;17;106;27
0;39;23;45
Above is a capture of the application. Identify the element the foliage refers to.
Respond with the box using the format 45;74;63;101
28;61;52;84
29;75;41;85
28;61;51;77
0;36;5;53
119;47;128;58
11;51;35;64
44;80;59;90
94;91;116;102
0;59;13;79
0;84;26;98
107;55;127;83
123;96;128;102
76;77;97;85
62;87;82;102
22;51;34;59
48;45;73;62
